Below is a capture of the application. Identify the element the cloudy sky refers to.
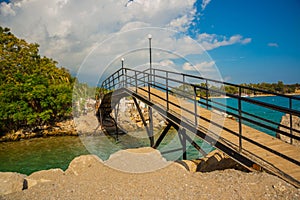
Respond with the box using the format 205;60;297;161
1;0;299;84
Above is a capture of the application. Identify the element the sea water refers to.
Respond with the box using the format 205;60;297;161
1;95;299;175
209;95;300;136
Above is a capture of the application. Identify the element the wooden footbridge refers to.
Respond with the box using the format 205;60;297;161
97;67;300;187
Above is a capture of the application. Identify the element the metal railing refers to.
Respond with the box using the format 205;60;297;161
101;67;300;162
101;67;300;141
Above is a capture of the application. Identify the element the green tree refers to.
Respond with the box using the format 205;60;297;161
0;27;74;133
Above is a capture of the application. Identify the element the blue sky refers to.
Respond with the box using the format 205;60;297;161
0;0;299;84
190;0;300;83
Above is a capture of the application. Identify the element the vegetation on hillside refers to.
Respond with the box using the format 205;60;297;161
225;82;299;95
0;27;74;134
171;81;300;98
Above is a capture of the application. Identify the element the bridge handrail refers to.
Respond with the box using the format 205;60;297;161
121;79;300;166
120;67;300;117
145;78;300;140
152;68;300;101
100;67;300;146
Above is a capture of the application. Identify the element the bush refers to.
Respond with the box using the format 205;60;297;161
0;27;74;133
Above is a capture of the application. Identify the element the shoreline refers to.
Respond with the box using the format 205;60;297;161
0;118;78;143
0;104;167;143
1;148;299;199
208;92;300;99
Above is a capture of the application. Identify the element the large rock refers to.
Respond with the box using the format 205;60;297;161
0;172;26;195
195;150;248;172
278;114;300;147
25;168;65;189
104;147;171;173
65;155;104;176
177;150;248;172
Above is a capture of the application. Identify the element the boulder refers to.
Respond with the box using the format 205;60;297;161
177;150;248;173
175;160;201;172
277;114;300;147
196;150;244;172
105;147;171;173
65;155;104;176
0;172;26;195
25;168;65;189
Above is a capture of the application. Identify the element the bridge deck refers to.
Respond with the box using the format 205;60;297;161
132;87;300;186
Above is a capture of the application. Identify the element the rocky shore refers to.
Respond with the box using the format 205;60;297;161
1;147;299;199
0;99;167;142
0;119;78;142
278;114;300;147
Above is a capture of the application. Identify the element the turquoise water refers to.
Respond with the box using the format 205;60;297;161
0;137;89;175
0;95;299;175
0;129;212;175
208;95;300;136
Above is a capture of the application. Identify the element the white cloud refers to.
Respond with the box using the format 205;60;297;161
0;2;16;16
168;8;196;32
0;0;197;71
0;0;251;84
183;61;215;72
201;0;211;11
197;33;251;51
159;59;175;67
268;42;279;47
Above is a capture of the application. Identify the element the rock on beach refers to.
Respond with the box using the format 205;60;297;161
278;114;300;147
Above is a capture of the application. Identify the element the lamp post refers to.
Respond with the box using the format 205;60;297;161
148;34;152;79
121;57;124;70
147;34;154;147
121;57;125;87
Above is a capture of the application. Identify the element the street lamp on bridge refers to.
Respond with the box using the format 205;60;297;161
121;57;124;70
121;57;125;87
147;34;154;147
148;34;152;79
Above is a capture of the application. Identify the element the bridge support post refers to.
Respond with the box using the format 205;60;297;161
114;102;120;142
193;87;198;127
171;121;208;159
147;74;154;147
149;107;154;146
152;123;172;149
178;128;187;160
183;131;208;157
132;97;153;146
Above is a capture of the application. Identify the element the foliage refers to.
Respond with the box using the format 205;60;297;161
0;27;74;133
171;81;299;99
242;81;298;94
